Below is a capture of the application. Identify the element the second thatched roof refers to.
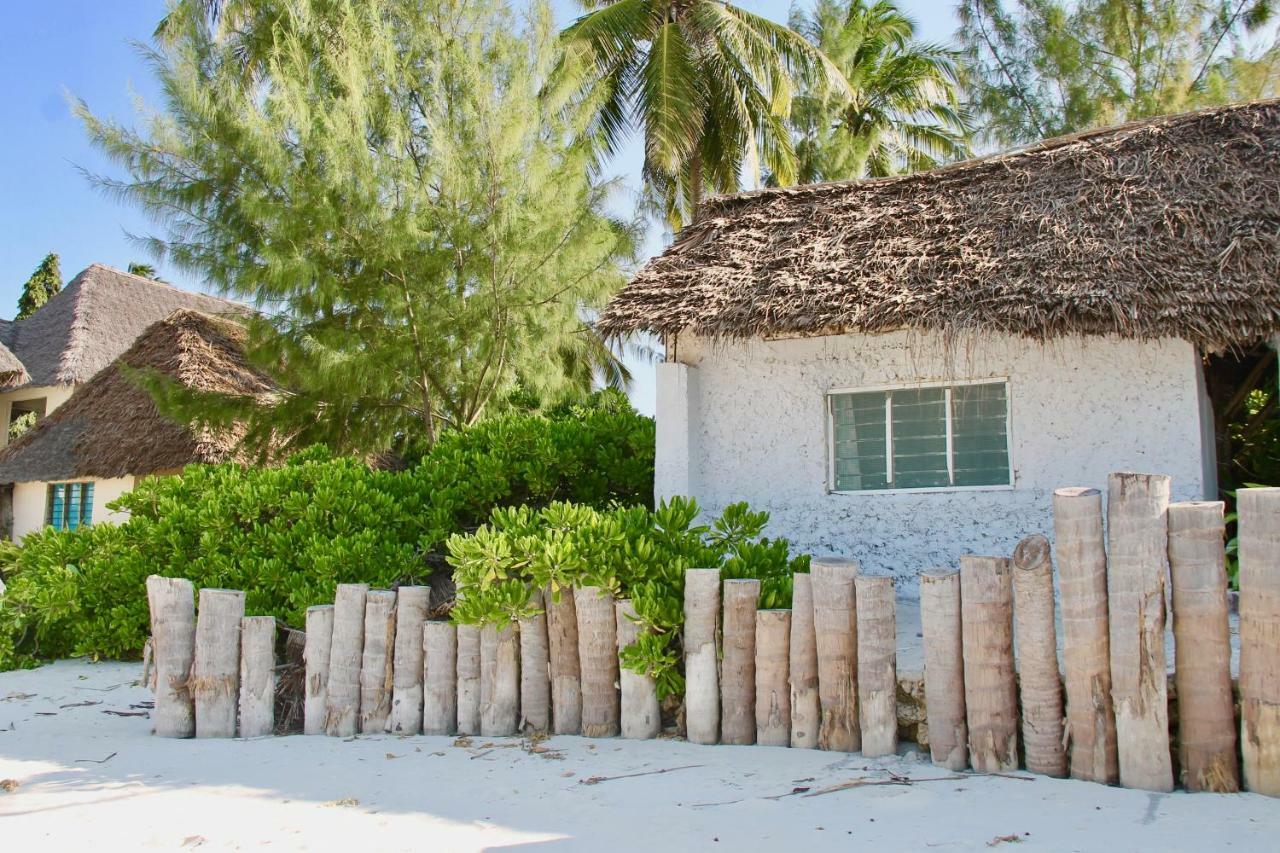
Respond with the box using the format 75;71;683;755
0;310;276;484
598;99;1280;351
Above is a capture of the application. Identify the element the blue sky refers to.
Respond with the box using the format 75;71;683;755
0;0;959;413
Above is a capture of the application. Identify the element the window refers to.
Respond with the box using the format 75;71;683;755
46;482;94;530
829;381;1011;492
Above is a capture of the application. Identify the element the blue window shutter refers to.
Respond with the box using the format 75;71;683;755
831;392;889;491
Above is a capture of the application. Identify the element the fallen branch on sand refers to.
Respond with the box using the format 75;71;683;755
579;765;704;786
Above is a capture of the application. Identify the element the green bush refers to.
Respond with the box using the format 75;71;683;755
0;394;654;670
447;497;809;699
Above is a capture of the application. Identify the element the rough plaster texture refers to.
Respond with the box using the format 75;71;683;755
657;331;1211;593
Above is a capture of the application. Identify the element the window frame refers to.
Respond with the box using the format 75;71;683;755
45;481;96;531
825;377;1015;495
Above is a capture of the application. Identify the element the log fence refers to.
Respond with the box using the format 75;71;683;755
142;477;1280;798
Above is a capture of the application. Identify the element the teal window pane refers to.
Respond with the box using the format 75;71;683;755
47;485;64;529
82;482;94;526
952;383;1011;486
831;392;889;491
891;388;949;489
68;483;82;530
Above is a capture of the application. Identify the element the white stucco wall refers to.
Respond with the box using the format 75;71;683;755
658;331;1211;590
0;384;76;447
12;476;135;541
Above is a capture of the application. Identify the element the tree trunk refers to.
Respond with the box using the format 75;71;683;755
755;609;790;747
480;622;520;737
456;624;482;735
423;621;458;735
720;579;760;745
1052;487;1118;784
1107;472;1174;792
238;616;276;738
146;575;196;738
1168;501;1238;792
811;558;860;752
388;586;431;735
1239;487;1280;796
919;569;966;771
519;587;551;732
546;585;582;735
616;599;661;739
960;556;1018;772
324;583;367;737
684;568;721;745
359;590;397;734
789;572;819;749
191;588;245;738
303;605;334;736
576;586;620;738
1012;534;1067;777
855;575;896;757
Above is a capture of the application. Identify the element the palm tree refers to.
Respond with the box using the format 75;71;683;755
561;0;847;228
127;262;163;281
787;0;970;183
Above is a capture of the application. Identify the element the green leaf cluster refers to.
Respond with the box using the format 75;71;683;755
16;252;62;319
446;497;809;699
0;400;653;670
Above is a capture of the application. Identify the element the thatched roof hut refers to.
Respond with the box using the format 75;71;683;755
0;263;243;392
0;310;276;484
599;99;1280;351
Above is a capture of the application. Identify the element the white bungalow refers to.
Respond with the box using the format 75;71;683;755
600;101;1280;584
0;265;244;539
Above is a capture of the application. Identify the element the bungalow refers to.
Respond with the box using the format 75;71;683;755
0;264;242;538
0;309;273;540
599;100;1280;583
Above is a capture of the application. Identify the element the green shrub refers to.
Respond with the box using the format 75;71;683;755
0;395;654;670
447;497;809;699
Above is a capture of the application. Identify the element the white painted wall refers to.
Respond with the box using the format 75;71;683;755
0;384;76;447
12;476;135;541
661;331;1212;591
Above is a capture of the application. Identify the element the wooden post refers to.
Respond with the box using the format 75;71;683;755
359;590;397;734
422;621;458;735
789;573;819;749
146;575;196;738
855;575;896;758
755;609;791;747
519;587;551;732
1052;487;1118;784
546;585;582;735
480;622;520;737
684;568;721;745
721;579;760;745
919;569;966;771
456;624;481;735
960;556;1018;772
1012;534;1067;777
1107;472;1174;792
191;588;246;738
303;605;334;736
1168;501;1238;792
239;616;276;738
324;583;367;737
388;586;431;735
616;599;661;739
1239;487;1280;796
811;558;860;752
576;586;620;738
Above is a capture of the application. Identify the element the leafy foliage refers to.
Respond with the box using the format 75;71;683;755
16;252;62;319
0;399;653;670
959;0;1280;146
447;498;808;698
81;0;639;457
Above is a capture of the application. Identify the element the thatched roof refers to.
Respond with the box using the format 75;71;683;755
0;263;244;391
0;339;29;386
0;310;276;484
598;99;1280;350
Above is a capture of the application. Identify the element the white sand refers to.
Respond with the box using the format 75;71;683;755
1;659;1274;852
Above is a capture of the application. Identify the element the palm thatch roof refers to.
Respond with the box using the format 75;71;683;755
0;310;276;484
0;339;29;387
598;99;1280;351
0;263;244;391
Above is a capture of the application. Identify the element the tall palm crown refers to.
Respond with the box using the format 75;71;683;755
788;0;970;183
562;0;847;227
